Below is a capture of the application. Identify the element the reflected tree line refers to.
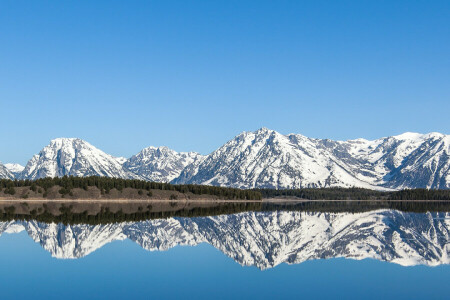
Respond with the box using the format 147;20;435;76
0;201;449;225
0;202;263;225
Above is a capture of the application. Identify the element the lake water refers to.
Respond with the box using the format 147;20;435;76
0;208;448;299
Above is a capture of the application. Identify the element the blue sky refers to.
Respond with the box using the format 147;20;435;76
1;1;449;164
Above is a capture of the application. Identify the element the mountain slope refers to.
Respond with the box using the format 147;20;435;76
3;129;450;189
19;138;138;180
381;133;450;189
4;163;24;178
173;128;385;189
342;132;450;189
0;162;14;179
124;146;204;182
174;128;450;190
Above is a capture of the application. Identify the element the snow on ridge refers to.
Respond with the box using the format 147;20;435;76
4;163;25;174
393;131;446;141
0;162;14;179
18;137;137;180
176;128;450;189
2;129;450;189
124;145;205;182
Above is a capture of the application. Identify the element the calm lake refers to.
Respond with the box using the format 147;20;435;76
0;204;449;299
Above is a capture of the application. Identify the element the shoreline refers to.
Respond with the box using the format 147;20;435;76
0;198;448;203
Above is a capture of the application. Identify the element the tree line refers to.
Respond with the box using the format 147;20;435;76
256;187;450;200
0;176;262;200
1;176;449;200
0;202;262;225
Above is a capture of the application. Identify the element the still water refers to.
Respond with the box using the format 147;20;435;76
0;209;448;299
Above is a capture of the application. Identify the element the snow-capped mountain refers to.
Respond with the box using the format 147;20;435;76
124;146;204;182
174;128;381;189
0;162;14;179
19;138;138;180
4;163;24;178
3;128;450;189
174;128;450;190
1;210;448;269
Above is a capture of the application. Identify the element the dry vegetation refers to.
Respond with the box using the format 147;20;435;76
0;186;226;201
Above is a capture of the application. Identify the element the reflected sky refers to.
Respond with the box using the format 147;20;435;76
0;210;449;299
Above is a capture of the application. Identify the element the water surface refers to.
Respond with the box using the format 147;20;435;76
0;207;449;299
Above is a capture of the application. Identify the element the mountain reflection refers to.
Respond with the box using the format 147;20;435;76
0;210;448;269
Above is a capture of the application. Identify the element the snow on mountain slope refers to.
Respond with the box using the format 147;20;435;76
19;138;138;180
2;129;449;189
0;162;14;179
114;157;128;165
174;128;385;189
4;163;24;178
124;146;204;182
1;210;448;269
174;128;450;190
171;154;205;184
384;134;450;189
343;132;450;189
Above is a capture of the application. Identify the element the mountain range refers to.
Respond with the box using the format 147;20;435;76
0;210;448;269
1;128;449;190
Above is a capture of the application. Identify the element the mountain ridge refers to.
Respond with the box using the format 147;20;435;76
174;128;450;190
4;163;24;177
1;128;449;190
0;162;14;180
123;146;204;183
18;138;138;180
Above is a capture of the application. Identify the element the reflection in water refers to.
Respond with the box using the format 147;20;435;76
0;210;448;269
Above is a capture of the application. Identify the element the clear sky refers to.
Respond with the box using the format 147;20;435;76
1;1;449;164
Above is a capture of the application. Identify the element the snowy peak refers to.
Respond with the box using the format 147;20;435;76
0;162;14;179
4;163;24;177
2;129;450;188
19;138;137;180
392;131;445;141
124;146;204;182
175;128;450;189
178;128;384;189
